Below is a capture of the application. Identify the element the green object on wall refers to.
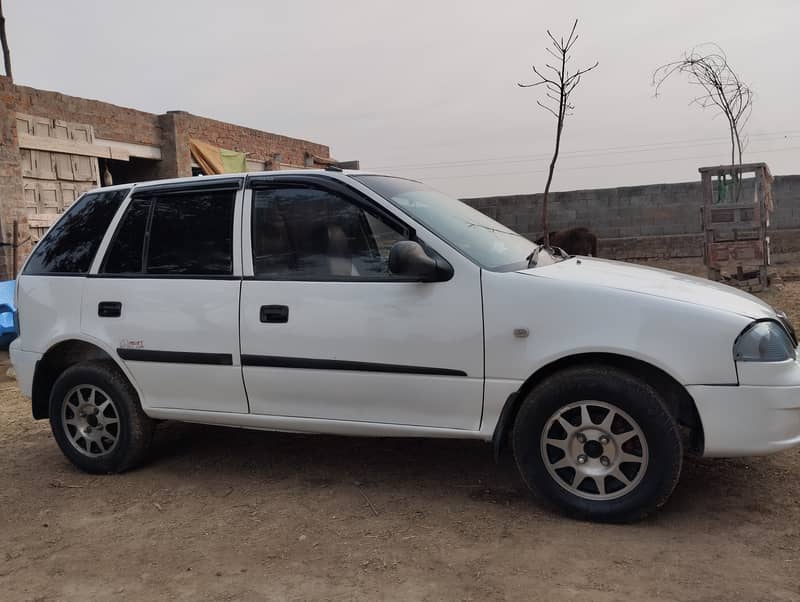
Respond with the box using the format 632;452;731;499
220;148;247;173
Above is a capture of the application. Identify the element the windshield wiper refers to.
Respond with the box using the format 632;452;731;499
465;222;517;237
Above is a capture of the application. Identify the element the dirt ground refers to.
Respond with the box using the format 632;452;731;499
1;264;799;601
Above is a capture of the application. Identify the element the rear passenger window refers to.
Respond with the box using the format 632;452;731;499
102;188;236;276
23;188;129;275
147;191;235;275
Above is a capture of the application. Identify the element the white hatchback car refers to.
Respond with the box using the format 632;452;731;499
10;169;800;522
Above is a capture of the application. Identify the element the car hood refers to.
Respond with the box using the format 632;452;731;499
517;257;775;319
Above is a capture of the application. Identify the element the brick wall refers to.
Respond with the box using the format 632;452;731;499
0;76;28;277
11;83;162;146
463;175;800;259
7;84;331;165
0;80;335;278
157;112;187;178
176;111;330;169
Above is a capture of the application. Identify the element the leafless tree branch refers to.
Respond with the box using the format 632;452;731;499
652;43;753;169
518;19;597;247
0;0;12;81
537;100;560;119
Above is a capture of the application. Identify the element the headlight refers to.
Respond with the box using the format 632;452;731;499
734;320;797;362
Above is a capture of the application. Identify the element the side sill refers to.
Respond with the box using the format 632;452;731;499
144;407;491;441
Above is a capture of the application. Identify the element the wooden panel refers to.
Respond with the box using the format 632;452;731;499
71;154;94;182
54;152;75;181
68;122;94;144
52;121;70;140
735;227;759;240
17;113;103;244
699;162;768;174
709;240;764;265
709;208;735;223
52;119;95;144
30;227;48;244
15;114;33;135
17;133;129;161
23;182;38;213
60;182;78;208
19;148;35;177
712;230;735;242
37;181;61;210
95;138;162;160
75;181;95;197
26;115;58;180
32;117;53;137
32;150;56;180
28;213;61;228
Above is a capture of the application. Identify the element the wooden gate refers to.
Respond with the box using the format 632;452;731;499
15;113;100;242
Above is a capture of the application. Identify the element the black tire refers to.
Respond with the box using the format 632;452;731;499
512;365;682;523
49;361;154;474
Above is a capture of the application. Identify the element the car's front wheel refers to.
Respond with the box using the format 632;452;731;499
49;361;154;474
512;365;683;522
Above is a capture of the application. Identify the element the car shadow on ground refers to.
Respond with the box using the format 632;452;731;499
142;420;778;523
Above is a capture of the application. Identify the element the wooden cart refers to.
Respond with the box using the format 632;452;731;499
700;162;773;292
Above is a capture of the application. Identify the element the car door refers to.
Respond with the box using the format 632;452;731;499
82;179;248;413
239;175;484;430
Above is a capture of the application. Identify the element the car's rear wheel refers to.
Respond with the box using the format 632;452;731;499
512;365;682;523
49;361;154;474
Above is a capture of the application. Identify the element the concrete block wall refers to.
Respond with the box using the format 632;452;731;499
463;175;800;259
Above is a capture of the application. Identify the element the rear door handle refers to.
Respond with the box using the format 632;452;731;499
98;301;122;318
260;305;289;323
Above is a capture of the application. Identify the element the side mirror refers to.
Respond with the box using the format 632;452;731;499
388;241;453;282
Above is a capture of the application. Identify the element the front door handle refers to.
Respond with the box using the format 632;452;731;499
98;301;122;318
260;305;289;323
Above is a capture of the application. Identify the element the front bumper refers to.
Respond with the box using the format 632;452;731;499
689;383;800;457
9;338;40;398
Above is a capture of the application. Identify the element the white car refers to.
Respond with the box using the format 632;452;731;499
10;169;800;522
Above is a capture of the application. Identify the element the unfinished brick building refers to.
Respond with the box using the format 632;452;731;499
0;75;341;278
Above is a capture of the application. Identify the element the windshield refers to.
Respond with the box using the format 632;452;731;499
352;175;536;271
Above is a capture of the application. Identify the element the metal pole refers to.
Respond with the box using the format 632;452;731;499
12;219;18;278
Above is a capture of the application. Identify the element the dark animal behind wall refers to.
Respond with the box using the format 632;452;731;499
535;227;598;256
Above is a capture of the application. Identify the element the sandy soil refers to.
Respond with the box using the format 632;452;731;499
1;280;799;601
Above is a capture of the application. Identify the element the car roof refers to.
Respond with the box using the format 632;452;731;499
83;169;399;196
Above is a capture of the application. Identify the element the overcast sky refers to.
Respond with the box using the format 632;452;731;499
5;1;799;198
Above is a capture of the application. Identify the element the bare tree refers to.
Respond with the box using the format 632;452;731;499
0;0;11;80
518;19;597;247
653;44;753;170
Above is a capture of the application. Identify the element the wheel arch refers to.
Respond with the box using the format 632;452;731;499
31;338;131;420
492;352;704;460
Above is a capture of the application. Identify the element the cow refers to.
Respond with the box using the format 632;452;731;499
535;227;598;257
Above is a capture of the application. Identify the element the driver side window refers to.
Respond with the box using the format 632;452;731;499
252;185;407;280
